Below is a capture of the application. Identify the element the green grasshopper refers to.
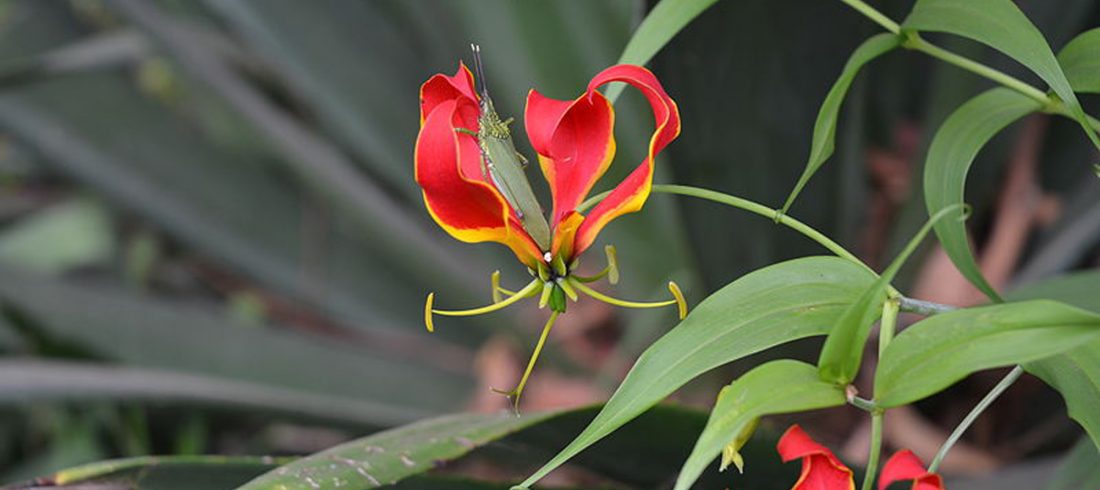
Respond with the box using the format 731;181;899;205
461;44;551;251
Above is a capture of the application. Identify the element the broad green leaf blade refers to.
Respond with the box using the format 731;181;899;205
0;360;429;427
818;204;961;384
238;410;564;490
517;256;875;488
875;300;1100;407
1059;28;1100;94
0;264;473;425
781;33;899;214
903;0;1100;151
1010;273;1100;453
604;0;721;102
1026;340;1100;455
673;360;845;490
1045;438;1100;490
923;88;1041;302
35;455;289;488
0;198;113;274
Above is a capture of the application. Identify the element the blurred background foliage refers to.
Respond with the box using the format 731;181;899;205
0;0;1097;488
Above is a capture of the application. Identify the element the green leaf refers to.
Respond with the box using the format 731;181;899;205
1010;273;1100;454
781;33;899;214
903;0;1100;151
604;0;722;102
0;198;113;274
0;360;432;427
673;360;845;490
923;88;1041;303
818;204;961;384
516;256;875;488
875;300;1100;407
1045;438;1100;490
1059;27;1100;94
35;455;288;489
238;410;565;489
0;264;473;426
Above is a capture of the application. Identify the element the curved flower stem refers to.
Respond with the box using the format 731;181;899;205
839;0;900;34
929;365;1023;472
641;184;871;275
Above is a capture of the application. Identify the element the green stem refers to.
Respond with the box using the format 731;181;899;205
839;0;1100;154
904;34;1051;107
644;185;868;272
898;296;957;316
839;0;900;34
862;411;885;490
929;365;1023;472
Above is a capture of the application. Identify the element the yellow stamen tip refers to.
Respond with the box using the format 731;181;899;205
604;245;620;285
424;292;436;333
668;281;688;320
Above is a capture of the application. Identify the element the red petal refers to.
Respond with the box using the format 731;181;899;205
415;98;540;267
571;64;681;257
778;425;855;490
879;451;945;490
420;62;478;124
525;88;615;228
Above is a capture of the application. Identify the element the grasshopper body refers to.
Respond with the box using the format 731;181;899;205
469;45;551;251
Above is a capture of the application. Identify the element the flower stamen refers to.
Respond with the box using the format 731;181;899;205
570;245;619;284
567;278;688;319
491;310;561;413
428;279;542;323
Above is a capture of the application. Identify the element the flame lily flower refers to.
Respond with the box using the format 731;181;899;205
415;48;687;408
778;425;856;490
878;450;945;490
775;426;947;490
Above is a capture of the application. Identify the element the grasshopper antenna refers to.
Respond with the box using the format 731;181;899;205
470;43;489;97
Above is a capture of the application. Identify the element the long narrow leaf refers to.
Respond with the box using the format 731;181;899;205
782;33;899;214
923;88;1041;302
673;360;844;490
516;256;875;488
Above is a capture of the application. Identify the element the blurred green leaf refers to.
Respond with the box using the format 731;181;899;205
0;360;436;427
1059;27;1100;94
1045;438;1100;490
923;88;1040;302
238;410;566;489
875;300;1100;407
903;0;1100;151
32;455;289;489
673;360;844;490
518;256;874;487
1010;273;1100;454
0;264;473;426
782;33;899;214
818;204;958;384
0;198;113;274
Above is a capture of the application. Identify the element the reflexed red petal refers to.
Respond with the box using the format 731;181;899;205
572;64;681;257
525;88;615;227
420;62;478;124
415;98;540;267
778;425;855;490
879;450;945;490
